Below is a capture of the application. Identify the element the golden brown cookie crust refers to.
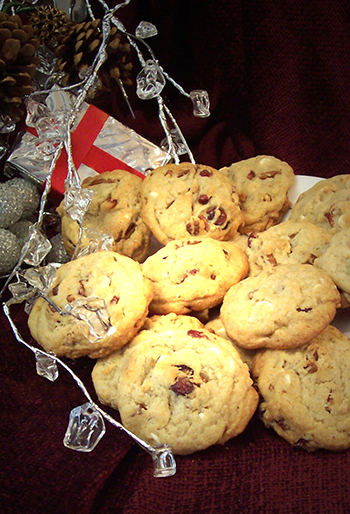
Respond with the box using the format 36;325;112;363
314;227;350;301
220;264;341;350
241;220;332;276
205;316;256;372
220;155;295;233
141;162;244;245
92;313;258;455
28;251;154;359
252;325;350;451
289;174;350;235
57;169;151;262
142;237;248;314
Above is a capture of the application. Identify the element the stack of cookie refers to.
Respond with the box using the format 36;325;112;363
27;159;350;455
215;171;350;452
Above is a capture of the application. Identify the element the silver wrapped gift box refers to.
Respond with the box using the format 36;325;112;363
5;93;170;198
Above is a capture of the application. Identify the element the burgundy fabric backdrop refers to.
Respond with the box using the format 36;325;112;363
1;1;350;513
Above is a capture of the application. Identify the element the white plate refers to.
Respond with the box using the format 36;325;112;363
288;175;349;337
287;174;324;205
283;174;324;220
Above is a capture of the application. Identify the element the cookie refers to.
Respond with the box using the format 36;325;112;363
27;251;154;359
141;162;244;245
289;174;350;235
205;316;256;372
142;237;248;315
240;220;332;276
220;264;341;350
92;313;258;455
57;169;151;262
252;325;350;451
220;155;295;233
314;227;350;305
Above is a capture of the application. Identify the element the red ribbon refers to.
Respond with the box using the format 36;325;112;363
26;103;144;199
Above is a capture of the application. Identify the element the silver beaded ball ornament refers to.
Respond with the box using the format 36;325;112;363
0;183;23;229
0;228;21;275
6;177;40;218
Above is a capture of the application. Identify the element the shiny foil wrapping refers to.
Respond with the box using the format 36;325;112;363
5;99;171;194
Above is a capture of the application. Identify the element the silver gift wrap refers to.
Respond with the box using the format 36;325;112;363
4;100;171;189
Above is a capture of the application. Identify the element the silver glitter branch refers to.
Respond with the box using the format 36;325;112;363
1;0;211;477
3;301;176;477
109;19;198;163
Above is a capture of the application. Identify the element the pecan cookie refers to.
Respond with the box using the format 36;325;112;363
314;227;350;306
240;220;332;276
57;169;151;262
140;162;244;245
205;316;256;372
220;264;341;350
142;237;248;315
289;174;350;235
27;251;154;359
252;325;350;451
92;313;258;455
220;155;295;233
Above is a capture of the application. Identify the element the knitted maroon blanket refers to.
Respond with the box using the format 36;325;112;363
1;1;350;513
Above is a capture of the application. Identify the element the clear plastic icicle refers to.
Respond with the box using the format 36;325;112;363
3;301;176;478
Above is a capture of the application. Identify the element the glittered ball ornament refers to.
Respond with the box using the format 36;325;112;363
0;183;23;229
0;228;21;275
8;219;32;246
6;177;40;218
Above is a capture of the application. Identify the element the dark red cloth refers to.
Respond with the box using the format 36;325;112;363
1;1;350;513
93;0;350;179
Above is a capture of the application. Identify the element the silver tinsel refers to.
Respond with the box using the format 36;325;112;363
0;229;21;275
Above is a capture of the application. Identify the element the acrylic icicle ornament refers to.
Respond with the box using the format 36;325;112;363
63;184;94;224
135;21;158;39
189;89;211;118
35;350;59;382
63;402;106;452
64;296;116;343
152;444;177;478
136;60;166;100
23;224;52;267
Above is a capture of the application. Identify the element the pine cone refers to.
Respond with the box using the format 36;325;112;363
0;12;40;122
55;18;133;94
29;5;73;51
